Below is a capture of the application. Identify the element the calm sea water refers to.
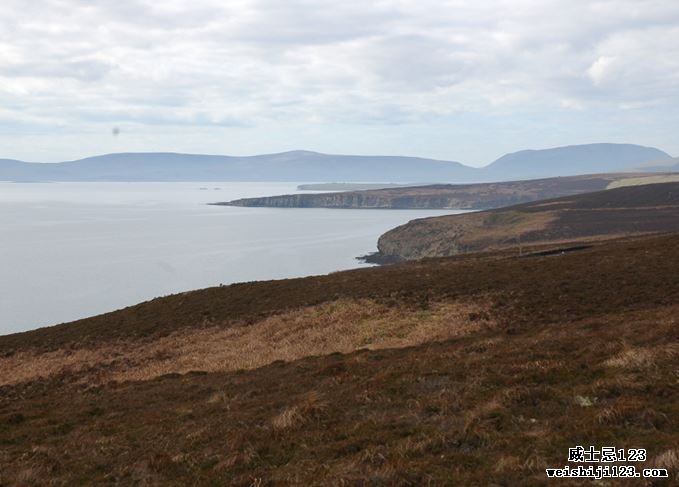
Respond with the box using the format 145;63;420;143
0;182;464;335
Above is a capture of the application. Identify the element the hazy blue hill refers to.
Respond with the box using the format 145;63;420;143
482;143;670;180
54;153;241;181
0;144;672;183
1;151;475;183
0;159;61;181
634;157;679;173
663;158;679;171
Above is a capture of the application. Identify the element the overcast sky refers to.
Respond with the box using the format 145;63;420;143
1;0;678;165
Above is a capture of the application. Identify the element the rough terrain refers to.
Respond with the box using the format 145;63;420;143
374;181;679;261
1;232;678;485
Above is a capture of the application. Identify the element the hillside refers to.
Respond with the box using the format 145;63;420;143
374;181;679;262
1;233;678;485
220;173;666;210
0;143;671;183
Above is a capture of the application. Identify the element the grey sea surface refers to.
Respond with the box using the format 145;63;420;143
0;182;465;335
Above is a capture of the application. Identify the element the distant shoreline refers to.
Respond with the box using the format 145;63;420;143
217;173;678;210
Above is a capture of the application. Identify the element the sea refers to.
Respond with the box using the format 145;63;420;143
0;182;464;335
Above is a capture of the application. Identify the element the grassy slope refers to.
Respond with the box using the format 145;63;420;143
376;181;679;261
1;233;678;485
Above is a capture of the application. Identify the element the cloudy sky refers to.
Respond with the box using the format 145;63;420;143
0;0;678;165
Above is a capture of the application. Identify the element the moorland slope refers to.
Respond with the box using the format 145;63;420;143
1;233;678;485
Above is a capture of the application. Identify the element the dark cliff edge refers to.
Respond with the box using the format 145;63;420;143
373;181;679;262
214;173;672;210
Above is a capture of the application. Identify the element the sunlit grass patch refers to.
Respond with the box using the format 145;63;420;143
0;298;497;386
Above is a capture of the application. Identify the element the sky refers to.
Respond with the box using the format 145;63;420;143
0;0;678;166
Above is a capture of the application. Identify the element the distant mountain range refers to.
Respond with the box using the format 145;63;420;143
0;143;673;183
482;144;672;180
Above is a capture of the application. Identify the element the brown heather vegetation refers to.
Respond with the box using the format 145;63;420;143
0;233;678;485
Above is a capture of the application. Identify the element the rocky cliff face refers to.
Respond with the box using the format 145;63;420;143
219;174;644;210
224;192;464;209
376;215;472;261
223;191;525;209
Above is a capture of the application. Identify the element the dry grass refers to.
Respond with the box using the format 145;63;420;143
271;391;328;431
652;449;679;470
465;210;558;244
494;455;522;473
436;211;558;248
512;359;565;372
607;174;679;189
650;449;679;483
604;348;656;369
0;298;496;386
0;346;124;386
604;344;678;369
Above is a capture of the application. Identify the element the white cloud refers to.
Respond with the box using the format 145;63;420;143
0;0;677;163
588;56;618;86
